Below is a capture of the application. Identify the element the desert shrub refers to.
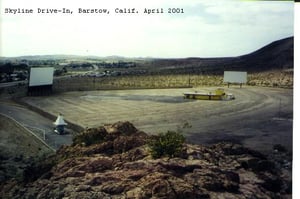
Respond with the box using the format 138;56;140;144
148;131;185;159
72;127;107;146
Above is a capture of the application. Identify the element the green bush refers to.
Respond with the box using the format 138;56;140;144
148;131;185;159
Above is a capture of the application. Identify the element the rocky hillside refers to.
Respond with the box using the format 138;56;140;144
0;122;292;199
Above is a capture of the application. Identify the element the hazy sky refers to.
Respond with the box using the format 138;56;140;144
0;0;294;58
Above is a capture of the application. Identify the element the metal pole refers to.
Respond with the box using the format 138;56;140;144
278;98;282;117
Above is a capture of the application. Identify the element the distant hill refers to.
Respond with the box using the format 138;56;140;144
148;37;293;75
237;37;293;71
0;54;128;61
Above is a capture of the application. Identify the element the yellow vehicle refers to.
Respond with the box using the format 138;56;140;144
183;88;235;100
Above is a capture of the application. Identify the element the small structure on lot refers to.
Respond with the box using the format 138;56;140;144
183;88;235;100
54;113;67;134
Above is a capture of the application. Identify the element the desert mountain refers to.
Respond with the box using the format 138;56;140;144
149;37;293;75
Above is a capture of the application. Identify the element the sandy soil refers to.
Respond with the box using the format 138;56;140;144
22;86;293;154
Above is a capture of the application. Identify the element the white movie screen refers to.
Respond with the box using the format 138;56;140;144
29;67;54;86
223;71;247;84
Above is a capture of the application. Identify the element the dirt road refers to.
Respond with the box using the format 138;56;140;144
22;86;293;153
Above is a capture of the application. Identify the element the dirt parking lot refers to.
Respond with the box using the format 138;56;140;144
23;86;293;153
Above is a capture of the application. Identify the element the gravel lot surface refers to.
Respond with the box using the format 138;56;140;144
23;86;293;153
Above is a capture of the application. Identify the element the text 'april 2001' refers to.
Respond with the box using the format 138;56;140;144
3;7;185;15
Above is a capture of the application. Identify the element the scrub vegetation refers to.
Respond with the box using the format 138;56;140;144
148;131;186;159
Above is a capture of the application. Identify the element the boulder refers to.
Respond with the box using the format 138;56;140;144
105;121;138;135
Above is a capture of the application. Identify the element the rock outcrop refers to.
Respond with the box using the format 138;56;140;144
0;121;292;199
